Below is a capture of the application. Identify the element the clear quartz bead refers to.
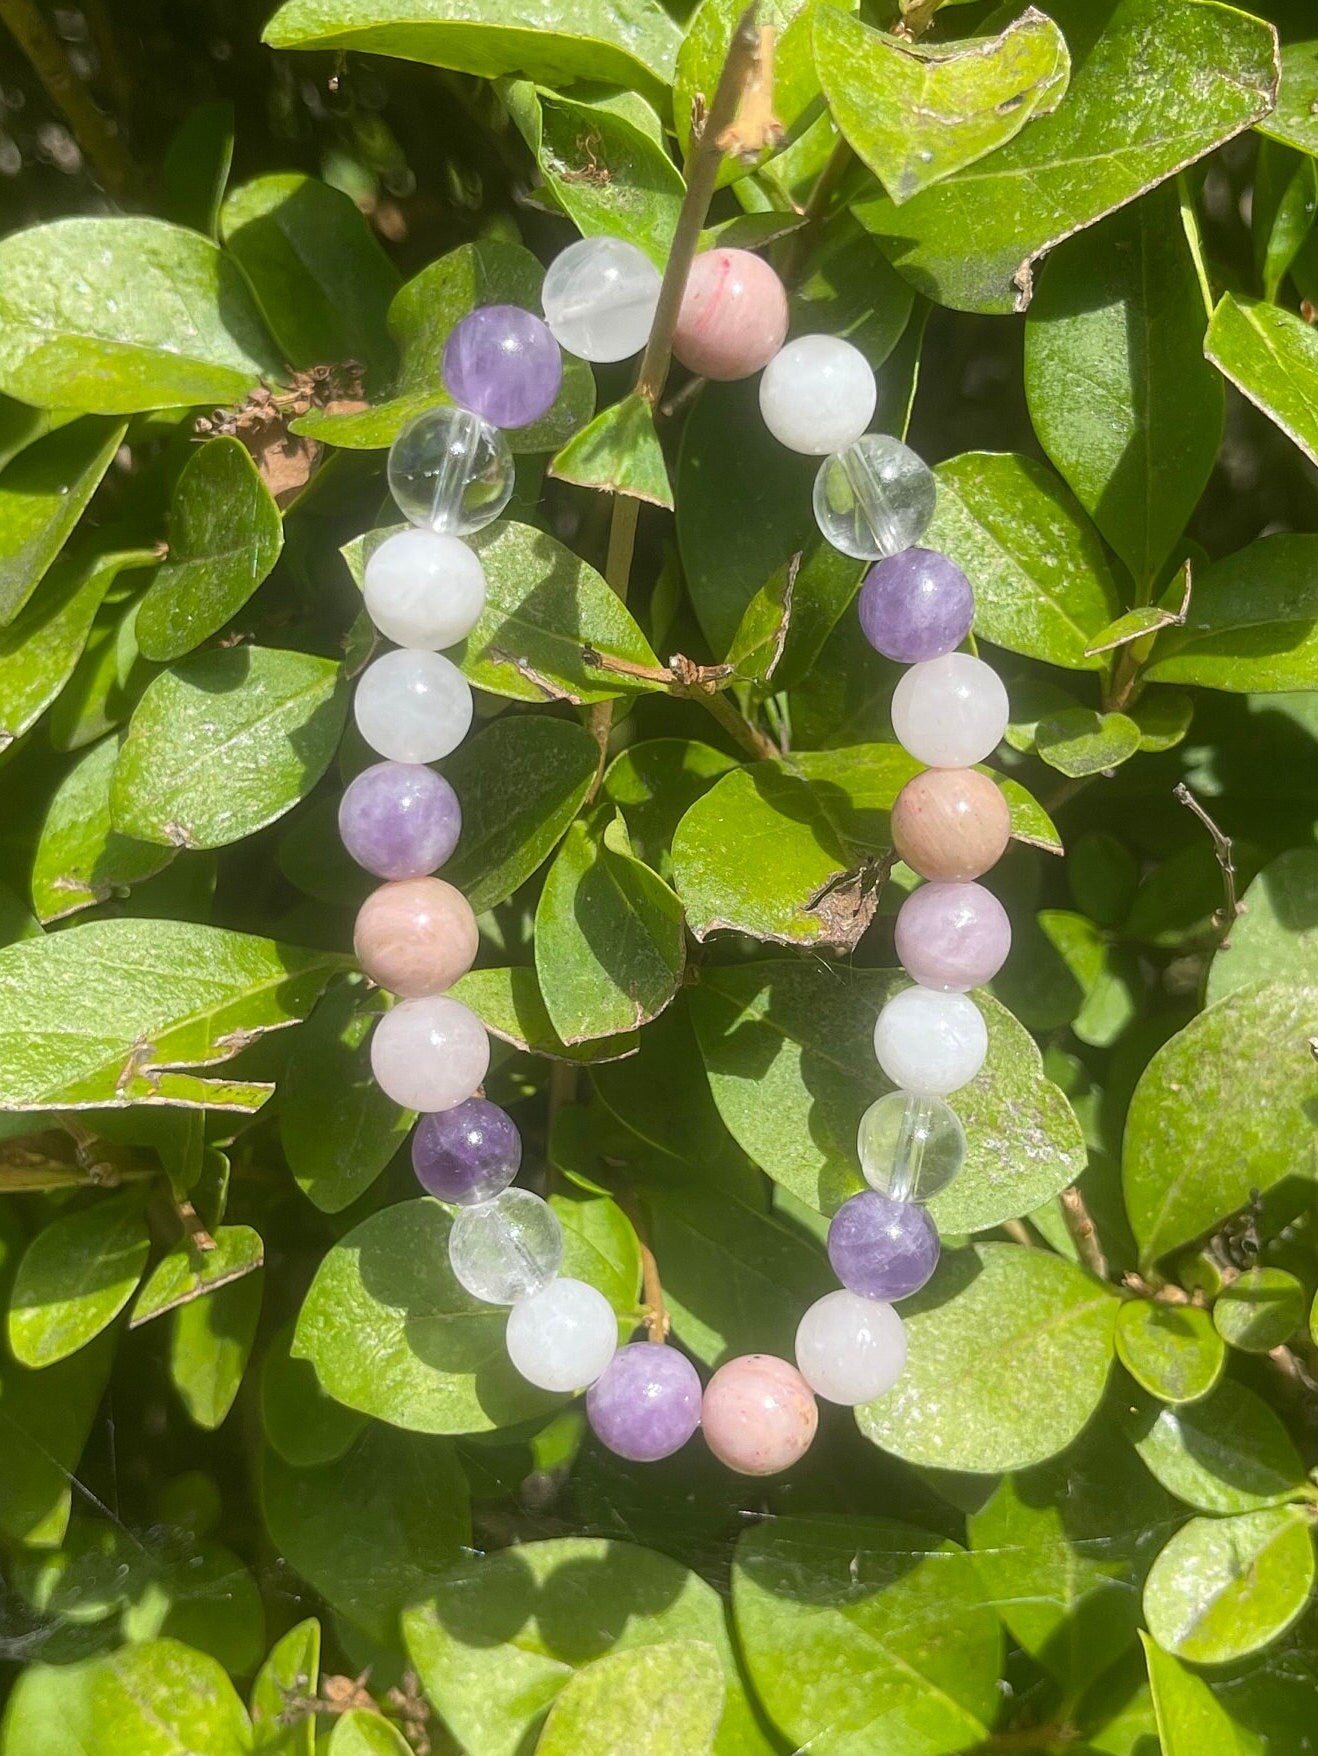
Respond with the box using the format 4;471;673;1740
448;1188;563;1304
813;434;937;560
387;405;515;534
542;236;662;363
858;1090;966;1203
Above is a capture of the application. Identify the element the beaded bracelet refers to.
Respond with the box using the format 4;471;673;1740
337;235;1015;1478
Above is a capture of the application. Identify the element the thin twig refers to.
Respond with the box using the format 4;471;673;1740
0;0;137;197
782;136;855;283
690;684;780;760
1173;781;1243;946
1001;1218;1034;1248
617;1190;671;1343
1059;1185;1108;1280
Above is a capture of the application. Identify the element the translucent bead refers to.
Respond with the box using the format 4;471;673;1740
873;987;987;1096
891;652;1009;768
858;1091;966;1203
795;1289;907;1406
758;335;876;456
387;405;514;535
891;767;1011;883
828;1190;940;1301
354;876;478;998
701;1355;818;1476
363;528;486;651
542;237;661;363
370;995;489;1112
338;762;462;881
443;305;563;430
895;880;1012;992
587;1342;702;1462
672;248;788;381
354;650;472;765
448;1188;563;1305
506;1276;618;1392
413;1097;521;1204
858;547;974;663
813;434;937;560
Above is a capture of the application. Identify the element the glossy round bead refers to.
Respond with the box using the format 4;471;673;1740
387;404;514;535
338;762;462;880
354;649;473;765
542;236;662;363
858;1091;966;1203
506;1277;618;1392
828;1191;940;1301
795;1290;907;1406
443;304;563;429
813;434;937;560
354;877;478;998
672;249;788;381
890;652;1010;768
859;548;974;663
701;1355;818;1476
586;1342;703;1462
363;528;486;651
873;987;988;1096
448;1188;563;1305
370;994;489;1112
895;880;1012;992
758;335;876;456
891;767;1011;883
412;1097;521;1204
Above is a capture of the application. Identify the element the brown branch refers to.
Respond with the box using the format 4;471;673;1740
1173;781;1243;947
1001;1218;1034;1248
616;1190;670;1343
689;684;780;761
581;646;779;760
0;0;137;197
1060;1185;1108;1280
176;1196;216;1253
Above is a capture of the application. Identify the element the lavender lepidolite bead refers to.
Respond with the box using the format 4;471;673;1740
859;548;974;663
338;762;461;880
413;1097;521;1204
895;880;1012;992
829;1190;939;1300
444;305;563;430
586;1342;702;1462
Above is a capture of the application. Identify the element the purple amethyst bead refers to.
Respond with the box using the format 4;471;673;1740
339;762;462;880
413;1098;521;1204
827;1190;940;1301
858;547;974;663
443;305;563;430
586;1342;702;1462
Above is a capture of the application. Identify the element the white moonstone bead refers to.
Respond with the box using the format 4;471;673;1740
873;987;988;1096
363;528;486;651
759;335;877;456
449;1189;564;1305
506;1276;618;1389
813;433;936;560
354;649;473;764
370;995;489;1112
387;405;514;535
795;1290;907;1406
541;236;662;363
890;652;1009;768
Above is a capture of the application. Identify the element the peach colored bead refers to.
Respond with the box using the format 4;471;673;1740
672;249;789;382
354;877;478;998
891;767;1012;883
701;1353;818;1477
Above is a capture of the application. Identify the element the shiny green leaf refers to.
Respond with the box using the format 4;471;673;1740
8;1191;149;1367
132;1225;263;1326
0;419;128;625
29;732;175;923
1129;1380;1307;1514
251;1618;320;1756
1115;1300;1225;1404
550;394;673;508
1142;1632;1265;1756
450;965;640;1063
1213;1268;1306;1354
1035;708;1142;777
537;1642;724;1756
1146;535;1318;692
1205;293;1318;468
1207;850;1318;1005
170;1268;263;1428
1143;1507;1315;1664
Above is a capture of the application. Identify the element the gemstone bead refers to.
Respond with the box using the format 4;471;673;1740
370;994;489;1112
506;1276;619;1392
542;236;661;363
448;1188;563;1304
891;652;1009;768
586;1342;703;1462
813;434;936;560
354;877;478;998
701;1355;818;1476
672;249;788;381
363;528;486;651
354;649;473;765
891;767;1011;883
338;762;461;880
873;987;988;1096
858;1091;966;1203
387;405;514;535
895;880;1012;991
412;1097;521;1204
828;1191;940;1301
795;1290;907;1406
758;334;876;456
443;304;563;429
859;547;974;663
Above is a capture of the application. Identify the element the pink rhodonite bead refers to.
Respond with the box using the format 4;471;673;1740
672;249;788;381
354;877;478;998
701;1353;818;1476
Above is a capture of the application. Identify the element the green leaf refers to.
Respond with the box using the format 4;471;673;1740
1208;850;1318;1006
1035;708;1142;776
1025;185;1223;584
251;1618;320;1756
725;558;793;693
450;965;640;1063
732;1514;1002;1755
135;439;284;662
162;101;234;238
1143;1508;1315;1664
0;1329;114;1548
0;217;275;412
261;1320;367;1469
1123;981;1318;1265
328;1711;414;1756
791;215;917;372
132;1225;263;1325
1145;535;1318;692
1254;140;1317;303
112;645;347;849
0;918;344;1111
8;1191;150;1367
816;7;1070;205
1142;1633;1265;1756
47;592;153;754
29;733;175;923
1115;1300;1225;1404
0;419;129;625
851;0;1278;313
858;1243;1117;1472
1258;38;1318;155
536;1642;725;1756
549;394;673;508
169;1269;263;1428
1205;293;1318;469
1129;1380;1307;1514
1213;1268;1306;1355
603;738;737;876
